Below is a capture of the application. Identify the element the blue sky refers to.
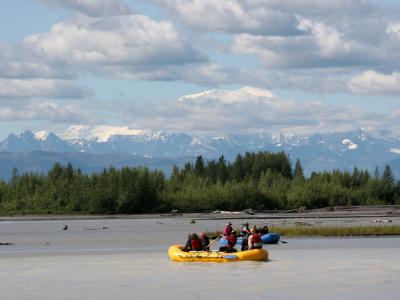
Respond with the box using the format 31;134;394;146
0;0;400;140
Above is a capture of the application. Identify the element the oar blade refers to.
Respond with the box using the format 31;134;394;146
223;255;238;259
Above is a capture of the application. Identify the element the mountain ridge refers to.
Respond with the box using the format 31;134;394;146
0;129;399;178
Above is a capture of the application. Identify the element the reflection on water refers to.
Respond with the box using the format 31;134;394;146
1;218;400;299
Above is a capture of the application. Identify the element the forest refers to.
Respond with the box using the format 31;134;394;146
0;151;399;215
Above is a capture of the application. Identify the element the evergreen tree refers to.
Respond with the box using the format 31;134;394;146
216;155;228;183
293;159;305;181
1;152;399;215
194;155;205;177
381;165;395;204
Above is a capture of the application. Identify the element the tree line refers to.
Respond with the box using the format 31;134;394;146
0;151;399;215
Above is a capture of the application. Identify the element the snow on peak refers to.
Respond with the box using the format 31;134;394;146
61;125;145;142
239;86;273;98
178;86;273;104
178;89;215;102
35;130;49;141
212;135;229;141
342;139;358;150
390;148;400;154
190;137;202;146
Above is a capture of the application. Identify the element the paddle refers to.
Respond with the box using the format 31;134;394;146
207;235;222;249
192;235;221;258
222;254;238;260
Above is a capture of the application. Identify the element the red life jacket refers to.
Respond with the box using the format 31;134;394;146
191;238;203;251
227;235;237;248
251;233;262;247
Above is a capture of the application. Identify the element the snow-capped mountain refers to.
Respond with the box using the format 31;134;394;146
0;130;74;153
0;129;400;177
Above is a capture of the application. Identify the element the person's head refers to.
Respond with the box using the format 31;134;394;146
187;233;193;239
200;232;206;238
232;231;237;235
192;233;198;239
227;222;232;226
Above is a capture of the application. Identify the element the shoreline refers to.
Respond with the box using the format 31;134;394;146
1;205;399;222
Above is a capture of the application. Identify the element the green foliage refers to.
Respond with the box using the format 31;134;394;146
0;151;398;215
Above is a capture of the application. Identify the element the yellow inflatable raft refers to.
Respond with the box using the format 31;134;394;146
168;245;268;263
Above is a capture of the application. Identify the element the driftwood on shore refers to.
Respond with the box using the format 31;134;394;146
170;209;182;216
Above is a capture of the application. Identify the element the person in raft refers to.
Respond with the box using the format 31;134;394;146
183;233;193;251
200;232;210;251
223;222;233;237
248;228;263;250
241;222;251;237
260;225;269;235
219;231;238;253
183;233;203;251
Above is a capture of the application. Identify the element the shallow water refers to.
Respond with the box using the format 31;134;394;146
0;218;399;299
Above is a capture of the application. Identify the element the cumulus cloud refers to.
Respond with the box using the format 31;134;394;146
348;70;400;95
0;44;74;79
41;0;131;16
231;19;381;68
22;14;206;80
153;0;300;36
244;0;374;15
153;0;382;39
0;79;91;99
1;0;399;108
0;10;207;86
153;0;400;74
116;86;384;135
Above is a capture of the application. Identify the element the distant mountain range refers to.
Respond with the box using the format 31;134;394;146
0;129;399;179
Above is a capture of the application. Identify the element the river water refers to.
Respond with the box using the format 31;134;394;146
0;218;399;299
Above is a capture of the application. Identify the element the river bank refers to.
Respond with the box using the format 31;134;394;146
1;205;399;226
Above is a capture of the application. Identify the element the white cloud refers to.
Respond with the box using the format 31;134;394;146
0;79;91;99
153;0;300;35
1;0;399;105
231;19;379;68
0;44;74;79
22;14;206;79
153;0;400;74
0;101;94;123
153;0;376;36
348;70;400;95
244;0;374;15
41;0;131;16
0;10;207;86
